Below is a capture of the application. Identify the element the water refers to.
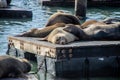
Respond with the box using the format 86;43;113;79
0;0;120;55
0;0;120;80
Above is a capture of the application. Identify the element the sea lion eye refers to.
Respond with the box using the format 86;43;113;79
56;37;60;41
55;37;60;44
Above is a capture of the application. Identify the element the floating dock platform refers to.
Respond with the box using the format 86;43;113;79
8;36;120;78
41;0;120;7
0;5;32;19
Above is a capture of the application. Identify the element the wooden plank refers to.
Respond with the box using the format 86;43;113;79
0;5;32;19
8;36;57;58
8;36;120;48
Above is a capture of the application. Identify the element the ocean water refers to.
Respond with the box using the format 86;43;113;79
0;0;120;80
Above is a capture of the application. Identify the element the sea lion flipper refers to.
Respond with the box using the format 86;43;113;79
38;37;48;41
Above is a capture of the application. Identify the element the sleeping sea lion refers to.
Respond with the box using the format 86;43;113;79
0;56;31;78
17;11;81;37
41;27;79;45
63;23;120;40
17;23;66;38
83;22;120;40
45;11;81;27
63;24;88;40
102;17;120;24
81;20;106;29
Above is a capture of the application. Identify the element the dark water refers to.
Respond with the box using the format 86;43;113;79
0;0;120;80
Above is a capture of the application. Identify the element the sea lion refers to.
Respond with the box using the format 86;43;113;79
63;24;87;40
81;20;106;29
42;27;79;44
17;11;81;37
0;0;7;8
0;56;31;78
63;23;120;40
45;11;81;27
83;22;120;40
17;23;66;38
102;17;120;24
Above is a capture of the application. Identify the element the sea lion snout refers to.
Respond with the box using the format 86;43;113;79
51;33;67;45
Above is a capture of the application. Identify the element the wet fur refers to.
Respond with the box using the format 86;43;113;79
17;11;81;38
81;20;106;29
83;22;120;40
0;56;31;78
102;17;120;24
63;24;87;39
45;11;81;27
63;22;120;40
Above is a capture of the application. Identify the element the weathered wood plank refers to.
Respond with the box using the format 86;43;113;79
8;36;120;48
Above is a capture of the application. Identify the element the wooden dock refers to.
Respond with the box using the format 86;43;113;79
40;0;120;7
8;36;120;57
0;5;32;19
8;36;120;78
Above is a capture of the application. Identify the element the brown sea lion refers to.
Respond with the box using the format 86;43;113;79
41;27;79;45
81;20;106;29
63;23;120;40
17;11;80;37
102;17;120;24
45;11;81;27
0;56;31;78
63;24;88;40
17;23;66;38
83;22;120;40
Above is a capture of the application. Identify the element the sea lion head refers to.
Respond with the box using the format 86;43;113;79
51;33;68;45
102;17;120;24
63;24;84;39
